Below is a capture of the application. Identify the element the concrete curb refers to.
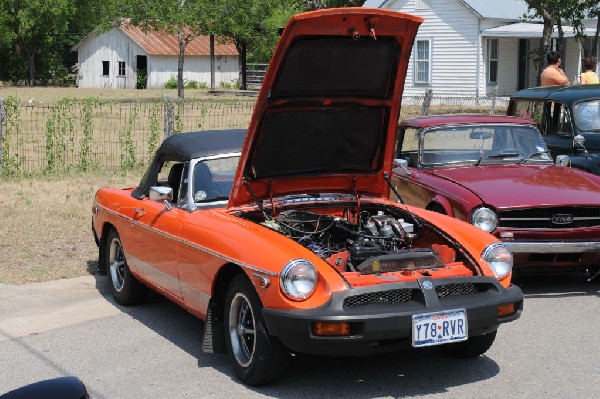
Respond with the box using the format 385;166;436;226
0;276;121;342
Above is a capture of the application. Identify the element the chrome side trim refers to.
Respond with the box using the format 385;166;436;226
126;253;182;297
97;204;279;277
504;241;600;253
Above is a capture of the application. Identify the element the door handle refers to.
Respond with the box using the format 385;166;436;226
134;208;146;215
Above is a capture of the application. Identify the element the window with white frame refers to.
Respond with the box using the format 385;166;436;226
415;39;431;84
118;61;126;76
488;38;498;84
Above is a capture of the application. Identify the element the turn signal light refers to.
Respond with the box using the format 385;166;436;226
313;322;350;336
497;303;517;317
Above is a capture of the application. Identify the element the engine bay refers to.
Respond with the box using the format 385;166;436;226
239;202;478;279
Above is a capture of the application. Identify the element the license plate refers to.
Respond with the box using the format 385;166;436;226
412;309;468;347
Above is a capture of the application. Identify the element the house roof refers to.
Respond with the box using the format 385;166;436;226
456;0;529;20
363;0;529;20
73;24;238;56
121;25;238;56
481;22;597;38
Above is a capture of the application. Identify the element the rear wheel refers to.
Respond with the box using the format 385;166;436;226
224;274;289;386
440;330;497;358
105;228;146;306
427;203;446;214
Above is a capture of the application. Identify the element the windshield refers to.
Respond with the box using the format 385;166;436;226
192;156;240;203
419;124;552;166
574;100;600;132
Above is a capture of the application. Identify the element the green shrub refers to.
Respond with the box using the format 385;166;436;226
164;76;178;89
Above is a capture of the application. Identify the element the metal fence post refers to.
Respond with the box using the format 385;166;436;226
490;88;498;115
0;98;4;175
164;95;174;139
420;89;433;116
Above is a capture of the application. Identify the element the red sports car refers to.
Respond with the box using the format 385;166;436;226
393;114;600;277
92;9;522;386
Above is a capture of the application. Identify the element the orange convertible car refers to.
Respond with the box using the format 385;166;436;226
92;8;523;385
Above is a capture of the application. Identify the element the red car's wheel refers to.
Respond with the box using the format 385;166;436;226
105;228;146;306
224;274;289;386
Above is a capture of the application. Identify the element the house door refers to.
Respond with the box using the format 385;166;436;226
136;55;147;89
518;39;528;90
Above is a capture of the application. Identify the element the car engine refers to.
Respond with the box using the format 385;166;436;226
248;206;451;275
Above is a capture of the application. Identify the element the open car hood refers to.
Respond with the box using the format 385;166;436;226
229;8;422;208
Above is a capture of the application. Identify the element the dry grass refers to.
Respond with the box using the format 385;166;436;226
0;170;141;284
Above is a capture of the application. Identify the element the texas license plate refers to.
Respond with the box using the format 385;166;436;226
412;309;468;347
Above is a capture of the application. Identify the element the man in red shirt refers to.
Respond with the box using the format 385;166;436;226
540;51;570;86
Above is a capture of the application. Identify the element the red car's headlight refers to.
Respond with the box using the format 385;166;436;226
280;259;318;301
483;243;513;279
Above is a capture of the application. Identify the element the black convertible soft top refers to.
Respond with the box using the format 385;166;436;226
132;129;246;199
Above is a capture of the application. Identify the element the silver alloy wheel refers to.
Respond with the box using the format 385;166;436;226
228;292;256;367
108;237;125;293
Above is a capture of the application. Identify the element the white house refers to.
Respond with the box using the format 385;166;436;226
73;25;239;89
363;0;599;97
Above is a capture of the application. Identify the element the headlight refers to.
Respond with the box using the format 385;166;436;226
483;243;513;279
280;259;318;301
470;207;498;232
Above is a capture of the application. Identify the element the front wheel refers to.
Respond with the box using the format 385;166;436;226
105;228;146;306
224;274;289;386
440;330;497;358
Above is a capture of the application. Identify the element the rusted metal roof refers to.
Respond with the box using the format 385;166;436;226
121;25;238;56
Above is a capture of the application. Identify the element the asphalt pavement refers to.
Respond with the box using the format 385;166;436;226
0;275;599;398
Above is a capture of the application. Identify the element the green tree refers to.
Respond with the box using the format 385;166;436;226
0;0;75;86
120;0;214;99
296;0;362;10
524;0;562;85
215;0;288;90
525;0;600;84
248;1;302;63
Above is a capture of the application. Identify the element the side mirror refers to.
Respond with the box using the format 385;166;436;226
149;186;173;202
150;186;174;211
574;135;586;152
393;158;411;175
555;155;570;167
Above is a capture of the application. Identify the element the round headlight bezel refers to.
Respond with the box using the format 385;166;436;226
280;259;318;301
470;207;498;233
483;243;513;279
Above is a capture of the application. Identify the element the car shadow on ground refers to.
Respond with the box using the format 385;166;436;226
513;273;600;299
91;275;501;397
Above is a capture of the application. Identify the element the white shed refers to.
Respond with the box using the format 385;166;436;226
364;0;599;97
73;25;239;89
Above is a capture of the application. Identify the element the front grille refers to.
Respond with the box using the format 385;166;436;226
498;207;600;229
344;289;414;307
435;283;480;298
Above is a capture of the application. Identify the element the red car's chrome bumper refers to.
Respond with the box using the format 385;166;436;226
504;241;600;253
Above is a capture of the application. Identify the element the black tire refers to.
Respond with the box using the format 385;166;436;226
428;203;446;214
224;274;289;386
441;330;497;358
105;228;146;306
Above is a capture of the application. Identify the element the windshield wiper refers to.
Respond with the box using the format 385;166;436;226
486;152;521;159
517;150;550;165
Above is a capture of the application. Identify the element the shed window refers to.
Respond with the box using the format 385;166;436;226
102;61;109;76
118;61;126;76
488;39;498;84
415;39;431;84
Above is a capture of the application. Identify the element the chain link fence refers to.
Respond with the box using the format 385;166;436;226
0;93;507;176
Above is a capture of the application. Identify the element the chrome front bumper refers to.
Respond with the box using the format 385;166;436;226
504;241;600;254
